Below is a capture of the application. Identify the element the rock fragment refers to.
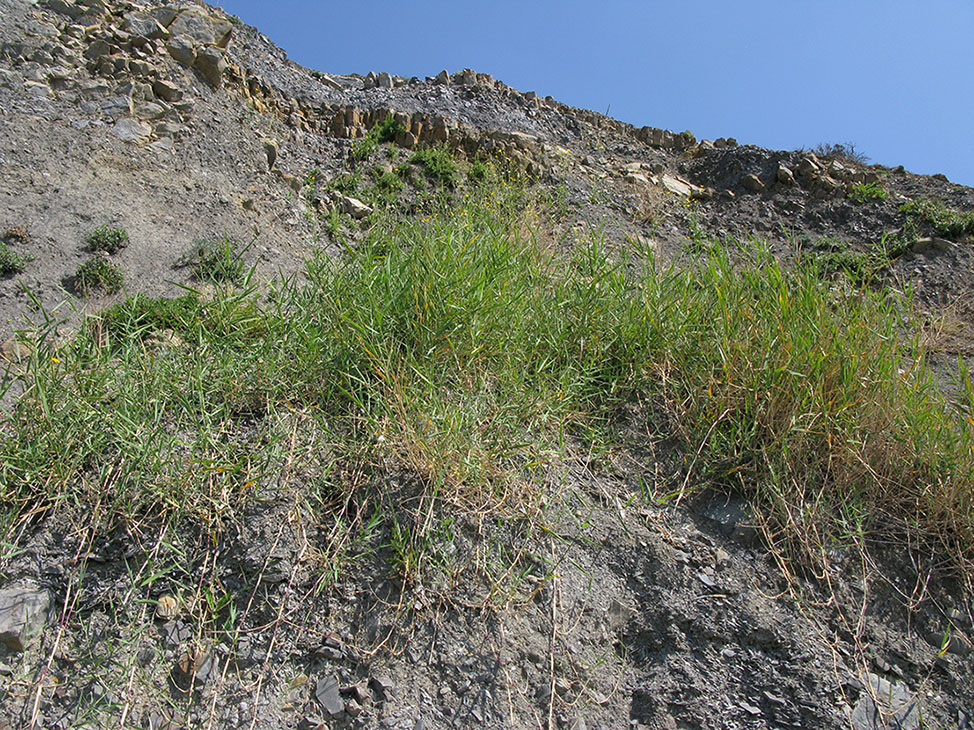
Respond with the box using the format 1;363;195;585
0;586;51;651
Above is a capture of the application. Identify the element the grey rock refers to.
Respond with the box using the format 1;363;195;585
0;586;51;651
194;46;227;88
776;163;795;185
315;674;344;716
851;673;919;730
113;117;152;143
169;9;233;48
124;13;170;40
151;79;182;102
370;675;395;701
42;0;84;19
742;173;766;193
434;69;449;85
377;71;393;89
363;71;377;89
797;156;821;177
262;138;278;170
135;100;167;120
150;6;179;27
341;195;372;219
166;35;197;68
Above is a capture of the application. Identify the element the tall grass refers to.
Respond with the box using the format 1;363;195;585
1;187;972;575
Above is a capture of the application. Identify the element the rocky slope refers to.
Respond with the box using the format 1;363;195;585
0;0;972;728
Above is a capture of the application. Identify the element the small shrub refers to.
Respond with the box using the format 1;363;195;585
352;116;407;163
811;142;869;165
410;145;458;188
352;135;378;163
468;159;489;184
847;181;888;203
3;226;29;244
373;168;404;196
86;225;129;254
0;243;32;276
329;173;360;195
76;256;123;294
372;115;406;144
183;236;246;285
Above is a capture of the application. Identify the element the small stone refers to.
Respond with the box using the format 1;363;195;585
345;699;363;717
152;79;182;102
298;717;326;730
341;195;372;219
741;173;766;192
155;595;179;620
262;138;279;170
0;662;12;676
315;675;344;716
370;675;395;701
0;587;51;651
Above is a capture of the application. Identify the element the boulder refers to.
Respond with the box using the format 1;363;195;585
797;156;821;177
194;46;227;88
377;71;393;89
124;13;170;41
168;8;233;48
150;6;179;27
776;163;795;185
166;35;197;67
0;586;51;651
434;69;449;85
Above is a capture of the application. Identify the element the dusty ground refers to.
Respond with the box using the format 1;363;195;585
0;0;972;728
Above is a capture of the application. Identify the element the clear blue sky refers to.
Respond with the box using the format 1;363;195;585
217;1;974;186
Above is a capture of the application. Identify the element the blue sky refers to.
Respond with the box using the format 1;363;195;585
216;1;974;186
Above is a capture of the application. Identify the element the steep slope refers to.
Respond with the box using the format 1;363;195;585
0;1;972;729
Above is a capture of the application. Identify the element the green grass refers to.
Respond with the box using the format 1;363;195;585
0;242;32;276
86;225;129;254
900;198;974;240
2;186;973;583
75;256;124;293
181;236;248;285
847;180;888;203
410;145;459;188
800;234;908;285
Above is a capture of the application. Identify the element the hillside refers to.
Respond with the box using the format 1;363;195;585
0;1;973;728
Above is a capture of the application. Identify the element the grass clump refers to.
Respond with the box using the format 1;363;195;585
800;234;907;285
2;187;973;583
75;256;123;293
900;198;974;240
182;236;247;284
410;145;459;188
0;243;32;276
86;225;129;254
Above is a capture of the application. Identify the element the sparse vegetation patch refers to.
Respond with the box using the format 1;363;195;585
86;224;129;254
